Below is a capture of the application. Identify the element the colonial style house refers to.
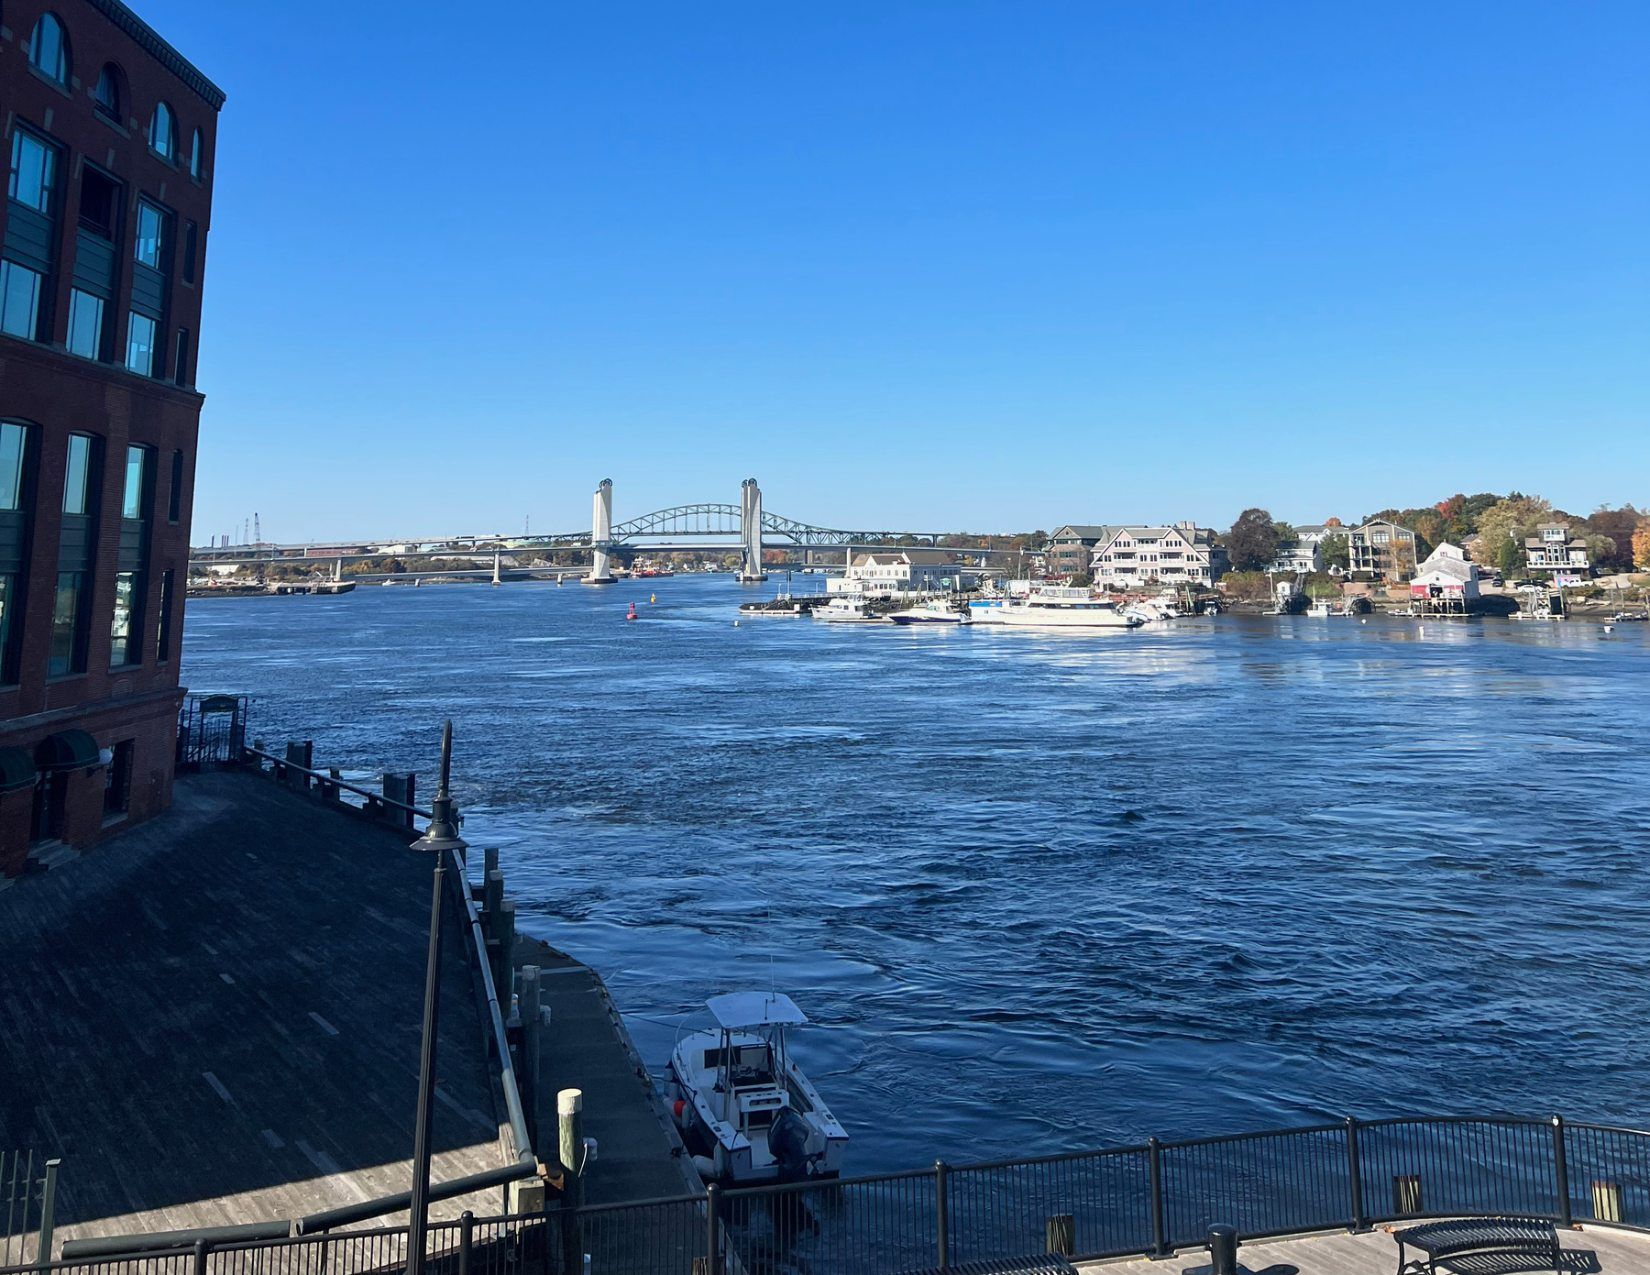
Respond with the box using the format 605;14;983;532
831;549;980;596
1090;524;1227;588
1410;543;1481;613
1347;519;1418;581
1046;525;1115;577
1524;522;1590;585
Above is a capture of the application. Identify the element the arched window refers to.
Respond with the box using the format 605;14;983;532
28;14;70;84
94;63;125;120
189;129;205;180
150;102;175;160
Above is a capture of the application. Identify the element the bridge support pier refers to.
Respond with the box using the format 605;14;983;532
584;479;616;585
737;477;767;583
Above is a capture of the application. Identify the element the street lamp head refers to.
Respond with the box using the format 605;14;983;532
411;719;468;855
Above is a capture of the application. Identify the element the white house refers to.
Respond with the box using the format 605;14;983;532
1089;524;1227;589
1271;524;1336;574
1409;542;1481;611
829;549;979;597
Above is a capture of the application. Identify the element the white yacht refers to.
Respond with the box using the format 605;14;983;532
887;598;969;625
667;992;848;1184
972;586;1142;630
811;596;886;624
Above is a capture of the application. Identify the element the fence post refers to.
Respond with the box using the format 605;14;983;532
935;1159;950;1269
192;1238;210;1275
706;1183;722;1275
458;1210;473;1275
1148;1136;1168;1257
34;1158;58;1269
1552;1116;1572;1227
1345;1117;1366;1232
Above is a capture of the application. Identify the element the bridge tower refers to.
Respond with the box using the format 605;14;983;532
738;478;767;583
585;479;616;585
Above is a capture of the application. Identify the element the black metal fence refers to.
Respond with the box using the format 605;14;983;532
1;1152;58;1269
9;1116;1650;1275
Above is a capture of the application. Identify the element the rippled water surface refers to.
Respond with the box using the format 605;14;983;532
182;577;1650;1170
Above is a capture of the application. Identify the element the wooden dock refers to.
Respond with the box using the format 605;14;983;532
0;771;513;1246
1081;1223;1648;1274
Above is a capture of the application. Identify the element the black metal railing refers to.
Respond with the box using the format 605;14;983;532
13;1115;1650;1275
1;1152;59;1269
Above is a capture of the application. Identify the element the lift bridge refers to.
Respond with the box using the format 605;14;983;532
189;478;1002;583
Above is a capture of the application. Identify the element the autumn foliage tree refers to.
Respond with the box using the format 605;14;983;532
1634;520;1650;571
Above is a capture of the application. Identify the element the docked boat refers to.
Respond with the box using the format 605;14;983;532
668;992;848;1184
812;596;886;624
1307;600;1334;618
887;598;969;625
972;586;1142;630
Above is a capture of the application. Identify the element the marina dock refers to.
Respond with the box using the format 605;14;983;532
0;767;686;1250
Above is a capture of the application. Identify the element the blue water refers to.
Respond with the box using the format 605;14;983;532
181;577;1650;1171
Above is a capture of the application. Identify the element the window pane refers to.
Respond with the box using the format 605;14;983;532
0;261;42;340
95;66;119;116
0;573;14;683
49;572;82;676
190;130;204;179
63;434;91;515
150;105;174;158
0;423;24;511
30;17;67;82
126;313;157;375
122;447;147;520
135;203;164;268
67;289;104;358
110;571;140;666
156;569;174;661
8;132;56;215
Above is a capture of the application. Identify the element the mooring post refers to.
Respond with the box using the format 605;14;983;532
492;899;516;1000
484;868;504;922
558;1089;585;1274
520;965;543;1146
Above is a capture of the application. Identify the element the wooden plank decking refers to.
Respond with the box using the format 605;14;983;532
0;770;510;1246
1080;1223;1648;1275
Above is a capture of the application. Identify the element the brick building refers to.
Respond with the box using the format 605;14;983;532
0;1;222;876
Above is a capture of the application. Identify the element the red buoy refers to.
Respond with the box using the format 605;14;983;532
626;602;638;621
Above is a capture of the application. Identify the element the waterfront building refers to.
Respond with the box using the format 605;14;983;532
831;549;977;597
1409;542;1481;613
1089;523;1226;589
1346;519;1418;581
1524;521;1590;585
1270;523;1335;574
0;1;223;876
1046;524;1114;577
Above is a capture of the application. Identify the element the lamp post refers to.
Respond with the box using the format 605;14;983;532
406;720;468;1275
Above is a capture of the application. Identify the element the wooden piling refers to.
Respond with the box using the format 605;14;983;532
519;965;543;1147
1046;1214;1076;1257
1393;1174;1423;1216
1593;1180;1624;1223
558;1089;585;1273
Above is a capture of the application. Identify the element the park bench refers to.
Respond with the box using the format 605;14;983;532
1392;1218;1562;1275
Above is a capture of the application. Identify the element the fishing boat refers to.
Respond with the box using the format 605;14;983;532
973;586;1141;630
811;596;886;624
1307;600;1333;618
667;992;848;1184
887;598;969;625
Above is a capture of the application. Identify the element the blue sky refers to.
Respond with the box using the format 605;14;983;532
149;1;1648;542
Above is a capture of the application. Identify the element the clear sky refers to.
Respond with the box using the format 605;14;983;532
147;1;1648;542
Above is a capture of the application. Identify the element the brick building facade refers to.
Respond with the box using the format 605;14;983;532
0;1;222;876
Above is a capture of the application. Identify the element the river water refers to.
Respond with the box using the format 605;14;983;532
182;577;1650;1171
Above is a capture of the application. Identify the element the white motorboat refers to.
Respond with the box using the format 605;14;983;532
667;992;848;1184
973;586;1142;630
887;598;969;625
1307;600;1334;618
812;596;886;624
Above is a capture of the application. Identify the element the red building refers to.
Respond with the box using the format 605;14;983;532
0;1;222;875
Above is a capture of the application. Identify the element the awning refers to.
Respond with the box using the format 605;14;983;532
0;746;35;793
35;729;101;772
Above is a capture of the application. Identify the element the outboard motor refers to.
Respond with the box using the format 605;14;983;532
768;1108;814;1180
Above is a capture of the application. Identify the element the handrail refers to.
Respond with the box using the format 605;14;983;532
242;744;432;819
445;847;537;1170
